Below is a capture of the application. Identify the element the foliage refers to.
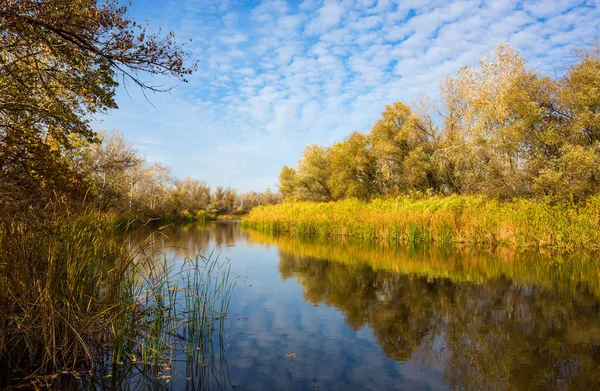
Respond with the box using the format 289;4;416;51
56;130;280;221
278;43;600;204
0;0;195;212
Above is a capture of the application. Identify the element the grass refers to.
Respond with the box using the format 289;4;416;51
0;211;235;388
242;195;600;250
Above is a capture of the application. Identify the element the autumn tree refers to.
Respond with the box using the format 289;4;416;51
135;162;172;214
72;130;141;210
278;166;298;200
369;102;438;195
294;145;334;202
531;44;600;201
329;131;380;200
438;44;551;198
0;0;196;210
276;43;600;204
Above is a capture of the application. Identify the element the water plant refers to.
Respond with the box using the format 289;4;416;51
0;212;236;388
242;195;600;250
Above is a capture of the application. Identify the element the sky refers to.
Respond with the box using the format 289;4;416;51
93;0;600;192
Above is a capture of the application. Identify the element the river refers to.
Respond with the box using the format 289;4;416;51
113;220;600;390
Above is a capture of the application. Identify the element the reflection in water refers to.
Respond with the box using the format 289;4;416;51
248;230;600;298
114;222;600;390
253;231;600;390
125;221;246;259
279;253;600;390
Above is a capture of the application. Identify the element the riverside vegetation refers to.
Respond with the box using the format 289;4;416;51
0;1;251;386
0;210;237;388
2;0;600;387
243;195;600;250
245;43;600;250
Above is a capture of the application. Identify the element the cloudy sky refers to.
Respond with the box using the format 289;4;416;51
93;0;600;192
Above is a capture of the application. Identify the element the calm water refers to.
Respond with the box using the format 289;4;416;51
115;221;600;390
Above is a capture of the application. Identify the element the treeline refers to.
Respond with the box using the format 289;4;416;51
2;128;280;220
279;44;600;204
70;130;280;219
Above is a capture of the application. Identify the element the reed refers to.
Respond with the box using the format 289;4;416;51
0;212;235;387
242;195;600;250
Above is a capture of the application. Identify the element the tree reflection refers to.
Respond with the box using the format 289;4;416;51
278;249;600;390
124;221;247;258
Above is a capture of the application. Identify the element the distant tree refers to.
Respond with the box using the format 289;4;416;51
329;131;379;200
73;130;141;210
295;145;334;202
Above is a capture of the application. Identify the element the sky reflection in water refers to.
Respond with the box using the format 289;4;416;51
121;221;600;390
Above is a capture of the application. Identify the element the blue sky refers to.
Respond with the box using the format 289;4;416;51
93;0;600;192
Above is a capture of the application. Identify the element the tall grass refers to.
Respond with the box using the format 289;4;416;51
0;212;235;388
243;195;600;250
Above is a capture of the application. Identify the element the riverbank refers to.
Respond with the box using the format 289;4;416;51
0;212;233;387
242;195;600;250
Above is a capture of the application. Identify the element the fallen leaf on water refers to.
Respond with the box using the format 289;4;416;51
286;353;297;358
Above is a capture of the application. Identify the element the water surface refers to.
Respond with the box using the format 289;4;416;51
118;221;600;390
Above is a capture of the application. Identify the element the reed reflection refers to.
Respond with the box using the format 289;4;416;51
255;233;600;390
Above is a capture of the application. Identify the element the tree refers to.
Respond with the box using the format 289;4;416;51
438;44;549;198
369;102;438;194
561;43;600;145
0;0;196;209
136;162;172;214
73;130;141;210
329;131;379;200
278;166;298;200
295;145;334;202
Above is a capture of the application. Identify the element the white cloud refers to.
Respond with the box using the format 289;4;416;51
304;1;346;35
96;0;600;191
